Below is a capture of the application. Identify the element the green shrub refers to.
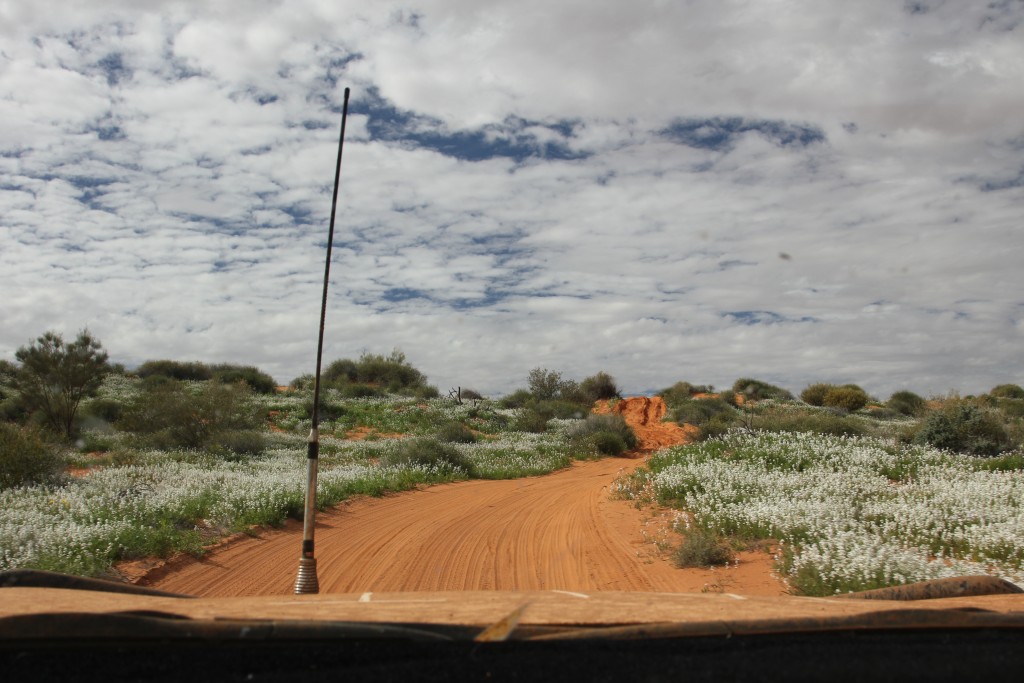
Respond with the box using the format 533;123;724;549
498;389;533;409
82;397;123;423
514;408;551;433
993;398;1024;419
887;390;926;417
381;438;476;476
864;406;904;421
136;359;213;382
749;407;867;437
913;401;1012;455
732;378;793;401
822;385;869;412
210;364;277;394
660;381;714;408
77;430;118;453
435;421;478;444
209;430;266;458
339;383;383;399
718;390;739;407
0;423;65;489
800;383;833;406
673;527;735;568
970;451;1024;472
121;381;263;451
320;350;436;396
412;384;440;399
303;397;346;422
0;390;30;423
569;414;638;456
357;350;431;393
699;411;740;441
527;367;567;401
534;399;587;420
990;384;1024;399
322;359;358;386
672;397;735;427
580;372;621;402
590;431;628;456
14;329;110;439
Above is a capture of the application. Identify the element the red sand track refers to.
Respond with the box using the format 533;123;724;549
144;397;784;597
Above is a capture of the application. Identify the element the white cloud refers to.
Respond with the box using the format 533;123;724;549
1;0;1022;399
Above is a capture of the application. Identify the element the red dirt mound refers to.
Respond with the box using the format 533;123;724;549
611;396;698;453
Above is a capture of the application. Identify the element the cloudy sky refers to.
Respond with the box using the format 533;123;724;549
1;0;1022;398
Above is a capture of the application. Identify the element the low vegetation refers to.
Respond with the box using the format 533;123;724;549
2;334;1023;596
618;430;1024;595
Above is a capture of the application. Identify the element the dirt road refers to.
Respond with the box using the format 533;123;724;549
145;397;785;597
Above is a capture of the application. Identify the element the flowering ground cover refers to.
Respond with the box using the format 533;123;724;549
617;430;1024;595
0;377;579;577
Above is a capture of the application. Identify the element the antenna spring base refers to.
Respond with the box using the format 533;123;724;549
294;557;320;594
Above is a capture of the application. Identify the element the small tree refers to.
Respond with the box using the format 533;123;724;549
15;330;110;439
580;372;621;402
527;367;565;401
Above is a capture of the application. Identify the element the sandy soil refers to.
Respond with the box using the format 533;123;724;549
143;397;786;597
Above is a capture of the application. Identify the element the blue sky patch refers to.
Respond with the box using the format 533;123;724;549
725;310;819;325
662;117;826;151
352;90;588;162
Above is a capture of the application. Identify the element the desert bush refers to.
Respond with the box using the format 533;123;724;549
590;431;628;456
435;421;478;444
991;384;1024;400
0;359;17;384
672;397;735;427
887;390;927;417
320;350;436;396
674;527;735;568
580;372;621;402
357;350;431;392
15;330;110;439
289;374;314;391
514;408;551;433
208;430;267;458
209;364;277;394
822;385;869;412
339;383;384;399
302;397;347;422
527;367;567;401
748;407;867;437
459;388;484;401
411;384;441;399
864;406;904;421
322;359;358;385
913;400;1012;456
136;359;213;382
800;383;833;406
82;397;123;423
0;423;65;489
534;399;587;420
121;381;263;452
732;378;793;401
993;398;1024;419
380;438;476;476
718;390;739;407
699;412;739;441
569;414;638;456
498;389;533;409
0;390;30;423
660;381;714;408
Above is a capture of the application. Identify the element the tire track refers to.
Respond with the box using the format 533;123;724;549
145;397;783;597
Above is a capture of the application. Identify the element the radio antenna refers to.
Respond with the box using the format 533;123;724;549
294;86;351;594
